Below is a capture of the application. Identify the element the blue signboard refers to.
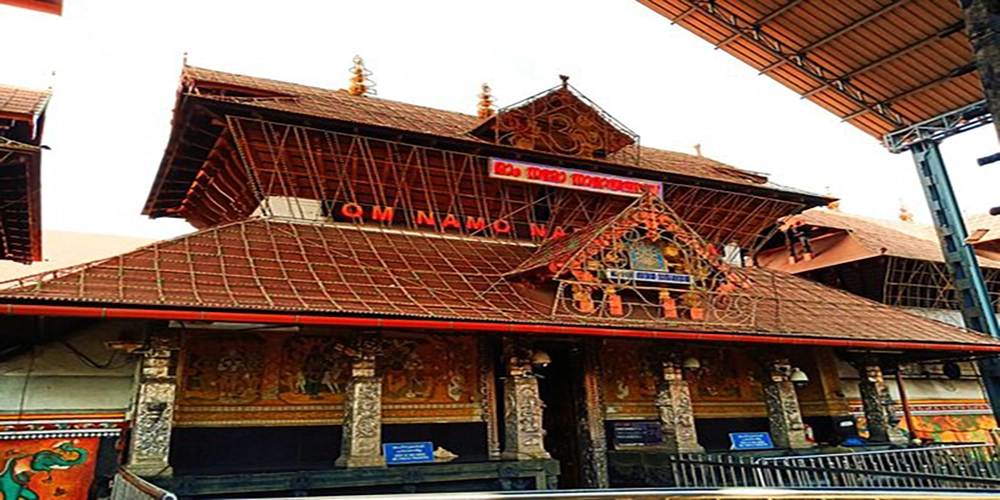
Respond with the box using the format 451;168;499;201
729;432;774;450
383;441;435;465
605;269;693;285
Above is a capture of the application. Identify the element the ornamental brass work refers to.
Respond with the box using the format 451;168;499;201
543;195;757;328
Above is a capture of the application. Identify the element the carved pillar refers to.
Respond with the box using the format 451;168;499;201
480;339;501;460
762;357;812;450
857;359;908;445
655;357;704;454
335;334;385;468
501;338;550;460
127;332;179;476
578;341;608;488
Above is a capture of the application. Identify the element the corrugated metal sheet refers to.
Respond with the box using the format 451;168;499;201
639;0;981;140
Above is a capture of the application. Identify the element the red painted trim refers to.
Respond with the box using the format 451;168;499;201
3;302;999;352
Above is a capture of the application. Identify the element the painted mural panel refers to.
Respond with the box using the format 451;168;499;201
602;340;658;419
175;331;482;426
381;334;482;423
0;438;99;500
178;333;265;404
277;335;350;405
602;341;768;420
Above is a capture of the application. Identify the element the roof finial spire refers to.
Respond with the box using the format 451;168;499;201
693;143;702;157
477;83;495;119
182;51;189;66
899;201;913;222
559;74;569;89
349;55;375;97
825;186;840;211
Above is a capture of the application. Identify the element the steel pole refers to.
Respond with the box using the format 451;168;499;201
909;140;1000;421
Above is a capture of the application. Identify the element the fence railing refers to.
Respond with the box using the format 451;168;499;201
668;443;1000;490
111;468;177;500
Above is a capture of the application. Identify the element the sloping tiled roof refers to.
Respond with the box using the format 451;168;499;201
791;209;1000;269
966;213;1000;246
0;84;50;118
181;66;804;194
0;217;997;349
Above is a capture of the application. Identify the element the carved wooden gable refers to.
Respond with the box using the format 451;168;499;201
511;194;754;327
472;80;638;162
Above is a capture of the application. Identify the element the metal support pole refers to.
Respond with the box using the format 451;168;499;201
910;140;999;336
909;140;1000;420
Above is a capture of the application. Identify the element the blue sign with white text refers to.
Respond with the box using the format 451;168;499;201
729;432;774;450
383;441;435;465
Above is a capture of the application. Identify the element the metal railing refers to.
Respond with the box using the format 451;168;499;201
667;443;1000;490
111;468;177;500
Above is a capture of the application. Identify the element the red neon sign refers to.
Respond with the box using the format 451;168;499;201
489;158;662;198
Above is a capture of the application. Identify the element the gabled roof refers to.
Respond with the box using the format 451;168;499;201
471;81;637;158
174;66;805;194
1;216;998;350
510;194;723;277
779;208;1000;270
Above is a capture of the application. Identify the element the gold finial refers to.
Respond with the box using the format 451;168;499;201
348;55;375;97
693;144;702;157
825;186;840;211
900;202;913;222
477;83;495;119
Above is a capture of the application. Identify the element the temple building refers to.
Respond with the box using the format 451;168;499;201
2;60;1000;497
758;207;1000;443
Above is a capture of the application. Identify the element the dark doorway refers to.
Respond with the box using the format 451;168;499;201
535;341;585;489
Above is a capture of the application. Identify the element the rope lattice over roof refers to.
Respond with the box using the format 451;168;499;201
0;212;997;348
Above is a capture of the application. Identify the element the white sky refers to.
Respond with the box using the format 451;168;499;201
2;0;999;241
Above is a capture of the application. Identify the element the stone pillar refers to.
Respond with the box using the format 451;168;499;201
762;357;812;450
335;335;385;468
578;341;608;488
127;332;179;476
501;339;550;460
655;358;704;454
857;360;908;445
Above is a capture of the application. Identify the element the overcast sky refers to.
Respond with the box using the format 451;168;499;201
3;0;999;241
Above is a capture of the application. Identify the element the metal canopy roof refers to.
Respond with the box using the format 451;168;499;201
638;0;982;141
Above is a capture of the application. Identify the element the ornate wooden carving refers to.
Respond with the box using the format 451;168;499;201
656;357;704;453
501;339;550;460
336;334;385;468
579;340;609;488
761;356;811;450
479;339;501;459
856;358;908;445
128;332;179;476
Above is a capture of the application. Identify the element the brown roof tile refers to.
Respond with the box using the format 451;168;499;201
0;217;996;349
792;209;1000;269
182;66;807;193
966;213;1000;246
0;84;50;119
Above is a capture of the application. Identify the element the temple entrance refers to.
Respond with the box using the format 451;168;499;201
536;341;586;489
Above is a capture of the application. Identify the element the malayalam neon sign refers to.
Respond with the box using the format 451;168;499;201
489;158;662;198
